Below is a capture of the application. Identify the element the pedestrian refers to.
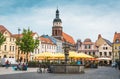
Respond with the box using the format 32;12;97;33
118;60;120;70
114;61;118;69
77;60;81;65
5;60;9;68
37;63;42;73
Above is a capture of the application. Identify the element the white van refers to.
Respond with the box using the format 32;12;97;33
1;58;18;67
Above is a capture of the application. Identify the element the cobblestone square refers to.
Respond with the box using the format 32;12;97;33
0;66;120;79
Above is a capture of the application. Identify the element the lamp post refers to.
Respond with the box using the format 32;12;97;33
17;28;21;62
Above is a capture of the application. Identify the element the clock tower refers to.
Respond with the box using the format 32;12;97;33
52;9;63;40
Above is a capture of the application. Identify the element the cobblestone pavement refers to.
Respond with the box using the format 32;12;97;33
0;66;120;79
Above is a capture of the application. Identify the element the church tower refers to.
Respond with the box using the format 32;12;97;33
52;9;63;40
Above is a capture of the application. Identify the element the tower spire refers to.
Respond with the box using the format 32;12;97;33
56;8;59;18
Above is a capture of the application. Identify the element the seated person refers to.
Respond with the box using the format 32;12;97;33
17;63;22;70
22;63;27;70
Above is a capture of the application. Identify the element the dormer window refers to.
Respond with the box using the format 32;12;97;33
115;39;119;43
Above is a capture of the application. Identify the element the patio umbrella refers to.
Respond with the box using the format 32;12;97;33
35;52;54;60
97;57;111;60
69;51;78;58
76;52;94;59
54;53;64;58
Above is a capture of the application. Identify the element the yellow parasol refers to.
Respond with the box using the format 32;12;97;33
76;52;94;59
69;51;78;58
35;52;54;60
54;53;64;58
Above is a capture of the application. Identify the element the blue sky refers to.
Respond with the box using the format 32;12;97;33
0;0;120;42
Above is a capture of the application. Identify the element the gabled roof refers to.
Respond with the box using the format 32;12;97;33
95;34;112;47
41;35;62;45
0;25;12;35
113;32;120;43
103;38;112;46
62;32;75;45
12;34;22;38
12;32;37;39
40;37;55;45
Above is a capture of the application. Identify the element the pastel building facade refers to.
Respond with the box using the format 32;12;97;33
41;35;63;53
40;36;57;53
77;38;98;56
0;25;16;59
30;33;41;61
95;34;112;64
113;32;120;61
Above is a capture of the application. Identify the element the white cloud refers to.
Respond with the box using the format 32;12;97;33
0;2;120;42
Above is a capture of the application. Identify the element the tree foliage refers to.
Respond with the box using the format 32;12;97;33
0;32;6;46
16;28;39;62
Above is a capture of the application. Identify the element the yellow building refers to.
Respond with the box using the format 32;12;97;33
13;32;40;62
0;25;16;59
113;32;120;61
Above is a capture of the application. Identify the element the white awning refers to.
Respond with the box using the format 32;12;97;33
97;57;112;60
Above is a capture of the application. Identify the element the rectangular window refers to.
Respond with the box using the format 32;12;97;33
89;52;91;55
88;45;91;49
10;46;11;51
13;46;14;51
38;49;39;53
93;52;95;55
104;52;107;56
119;46;120;50
100;52;102;56
85;45;87;49
109;52;111;56
103;47;105;50
35;49;37;54
42;45;44;48
10;38;11;42
4;45;7;51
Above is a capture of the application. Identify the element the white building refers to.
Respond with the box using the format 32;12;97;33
30;32;42;61
40;36;56;53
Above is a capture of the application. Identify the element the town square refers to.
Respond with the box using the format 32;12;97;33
0;0;120;79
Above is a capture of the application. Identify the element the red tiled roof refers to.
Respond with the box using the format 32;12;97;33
113;32;120;42
83;42;93;45
83;38;93;45
12;32;37;38
12;34;23;38
0;25;12;35
40;37;54;45
62;32;75;45
31;32;37;36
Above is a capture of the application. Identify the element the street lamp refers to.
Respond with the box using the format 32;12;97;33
17;28;21;62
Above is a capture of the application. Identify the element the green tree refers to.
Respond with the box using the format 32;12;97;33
0;32;6;47
16;28;39;62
